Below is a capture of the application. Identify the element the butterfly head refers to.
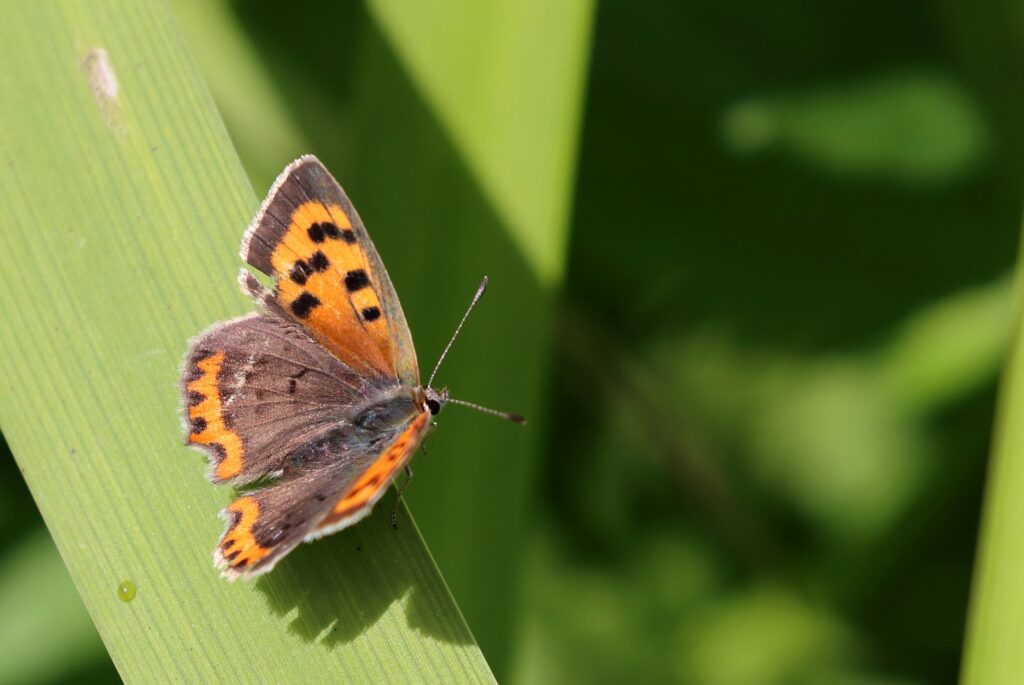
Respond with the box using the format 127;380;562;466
424;386;449;416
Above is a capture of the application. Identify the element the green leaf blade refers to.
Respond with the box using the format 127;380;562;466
0;2;495;682
961;248;1024;681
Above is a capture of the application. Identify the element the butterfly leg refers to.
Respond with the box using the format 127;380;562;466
390;465;414;529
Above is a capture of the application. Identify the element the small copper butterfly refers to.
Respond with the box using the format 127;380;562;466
181;155;523;579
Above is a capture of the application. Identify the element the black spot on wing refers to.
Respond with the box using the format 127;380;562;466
310;221;353;243
345;269;370;292
290;291;320;318
307;223;326;243
185;357;208;383
210;442;227;464
361;306;381;322
309;250;329;271
290;259;312;285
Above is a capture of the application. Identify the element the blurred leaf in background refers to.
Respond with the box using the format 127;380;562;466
5;0;1024;683
721;69;991;187
517;1;1022;684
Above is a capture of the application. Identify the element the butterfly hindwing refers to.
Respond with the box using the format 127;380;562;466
215;463;344;579
312;410;431;538
240;155;419;385
181;308;371;484
215;406;430;579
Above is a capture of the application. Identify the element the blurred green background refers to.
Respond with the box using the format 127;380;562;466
2;0;1023;683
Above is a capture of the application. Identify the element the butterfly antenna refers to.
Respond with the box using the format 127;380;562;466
427;276;489;389
428;277;527;425
447;397;526;425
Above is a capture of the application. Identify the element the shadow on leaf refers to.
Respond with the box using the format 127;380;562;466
255;499;473;647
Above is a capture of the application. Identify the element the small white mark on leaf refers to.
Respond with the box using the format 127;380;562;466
82;48;123;135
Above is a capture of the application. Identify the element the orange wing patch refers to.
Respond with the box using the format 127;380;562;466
216;496;271;575
268;201;394;377
186;351;244;481
317;411;430;532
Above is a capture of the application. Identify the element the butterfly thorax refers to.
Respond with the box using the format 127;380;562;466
352;385;428;435
280;385;427;478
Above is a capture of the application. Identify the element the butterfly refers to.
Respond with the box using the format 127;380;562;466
181;155;523;580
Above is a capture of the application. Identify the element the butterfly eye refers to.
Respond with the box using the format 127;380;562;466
426;399;441;415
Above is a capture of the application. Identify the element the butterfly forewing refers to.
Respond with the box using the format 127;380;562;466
240;155;419;385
